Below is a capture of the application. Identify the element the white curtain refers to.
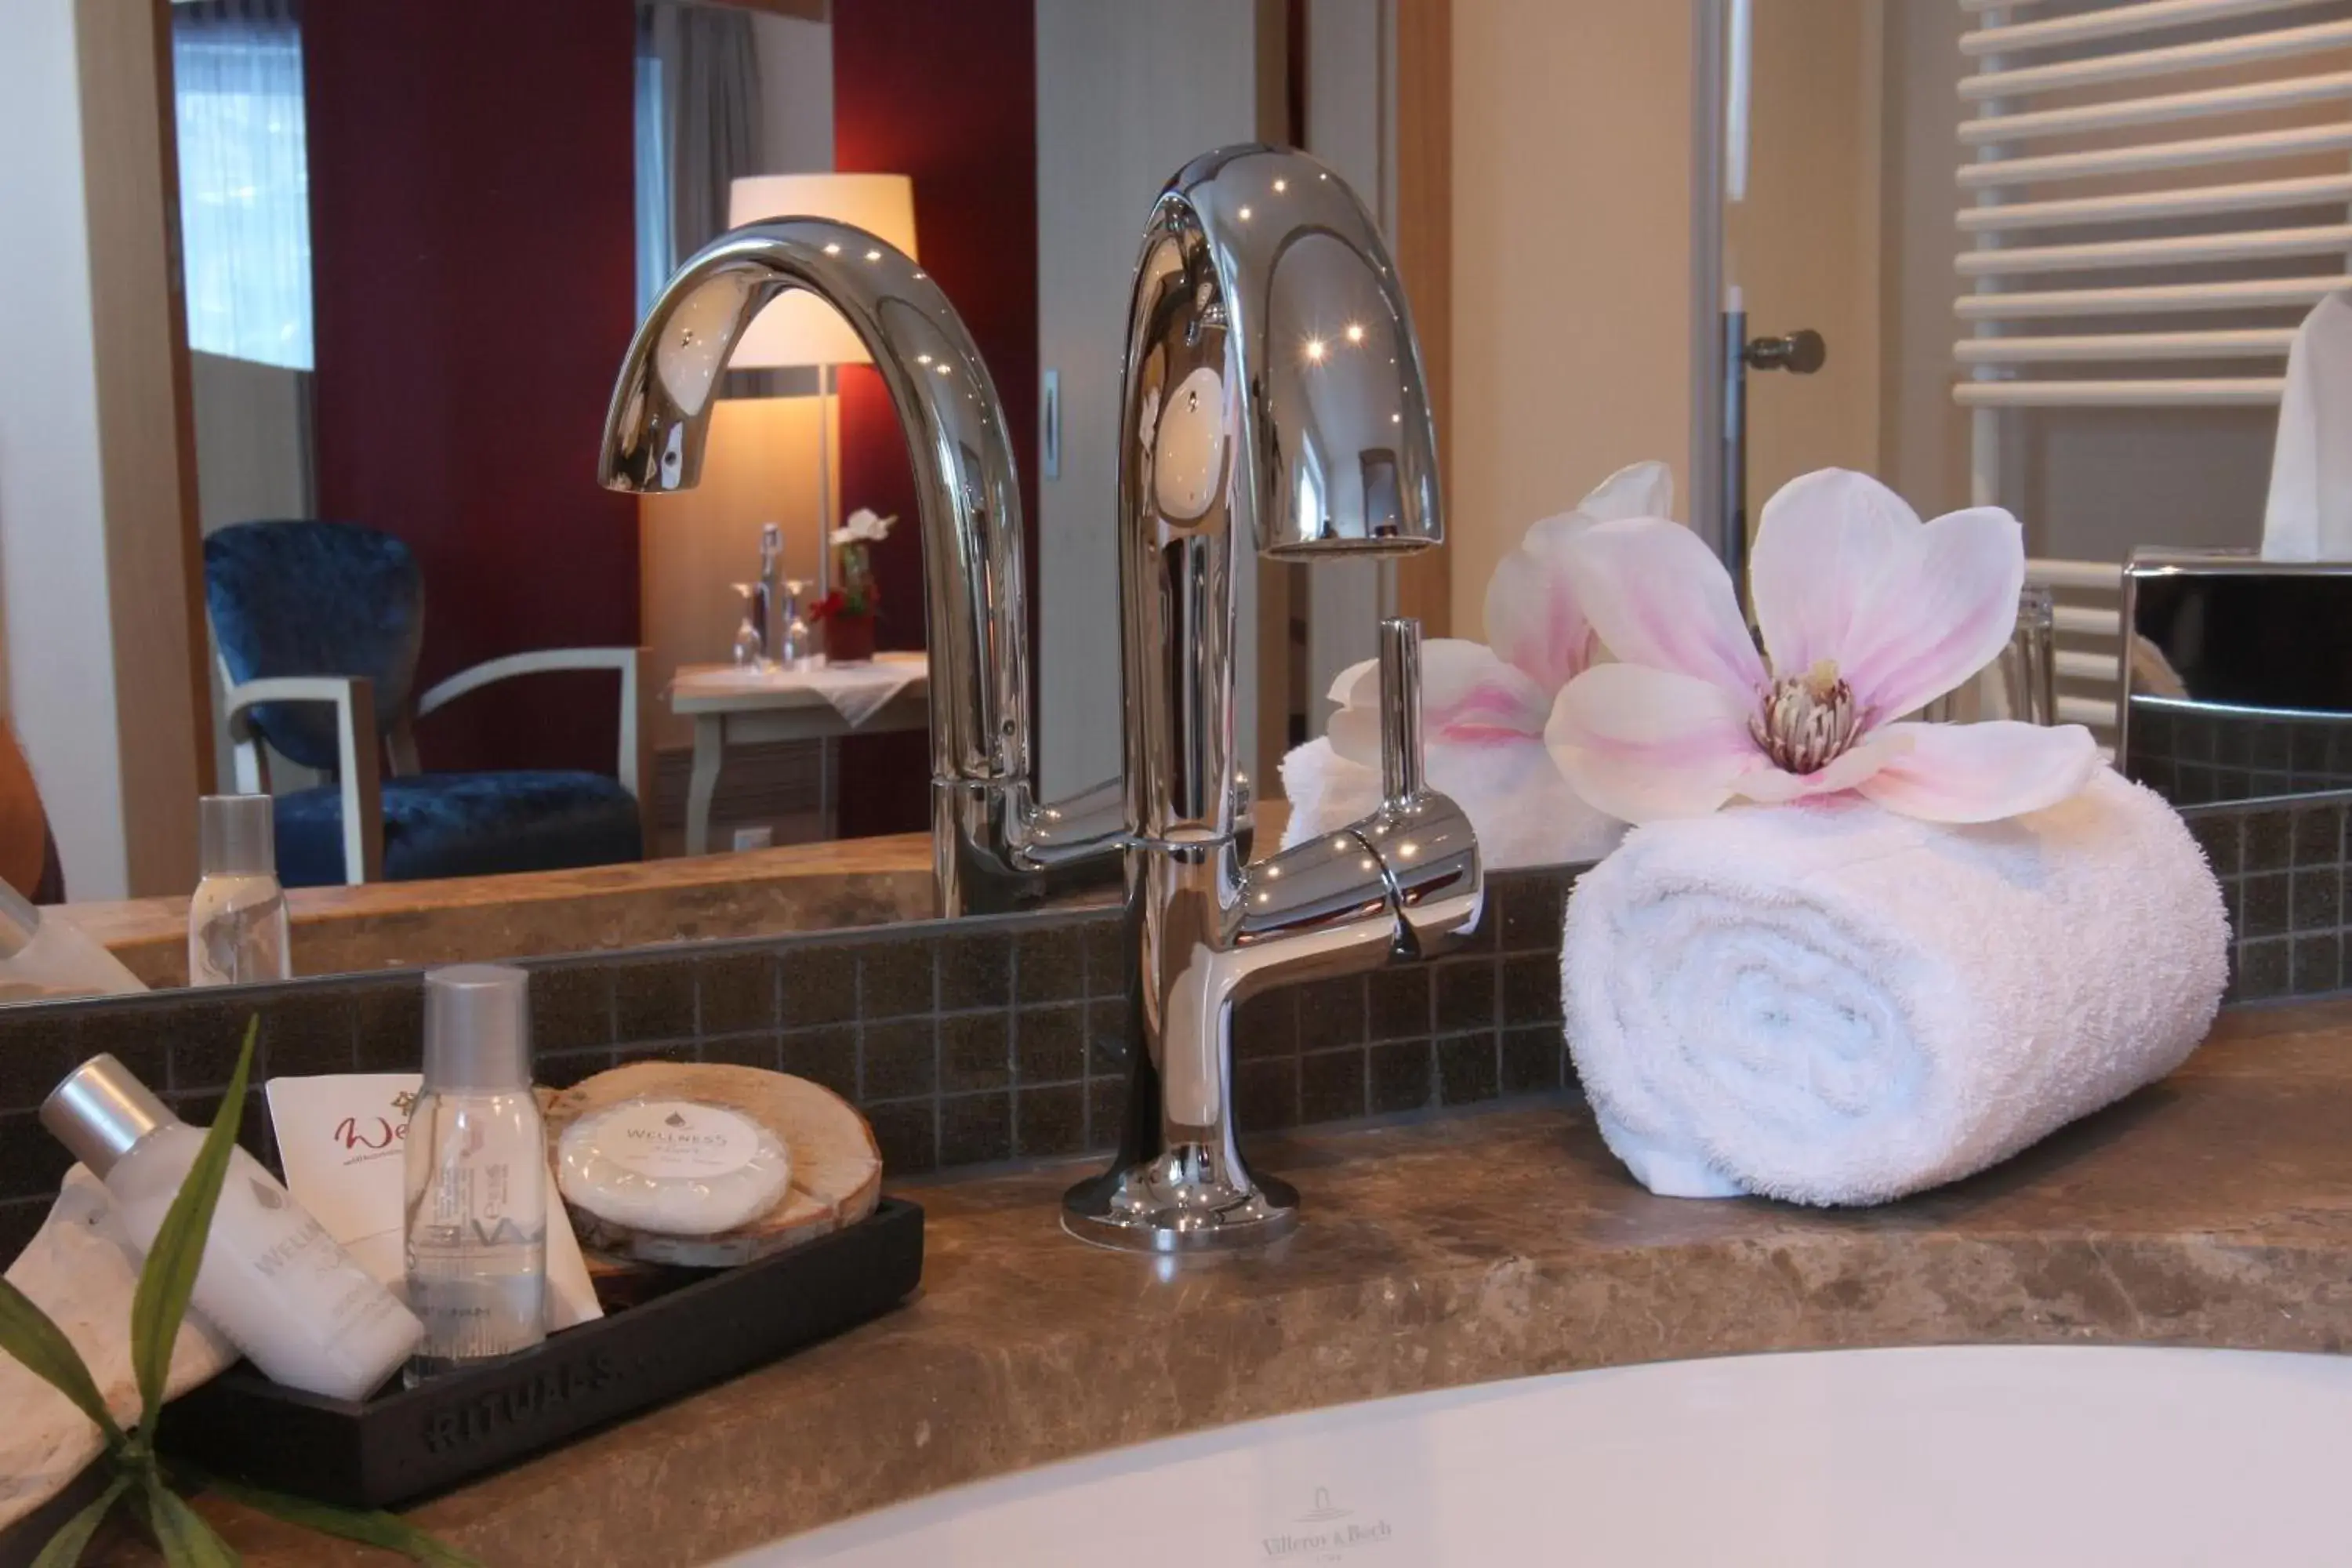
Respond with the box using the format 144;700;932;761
172;0;313;371
634;7;674;321
636;1;762;319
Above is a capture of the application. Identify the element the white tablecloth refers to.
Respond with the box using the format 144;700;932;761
675;652;927;728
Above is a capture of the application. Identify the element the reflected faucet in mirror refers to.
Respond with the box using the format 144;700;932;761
1062;146;1483;1253
2122;550;2352;807
599;216;1124;917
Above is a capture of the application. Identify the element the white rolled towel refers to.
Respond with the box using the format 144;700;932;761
1562;768;2229;1206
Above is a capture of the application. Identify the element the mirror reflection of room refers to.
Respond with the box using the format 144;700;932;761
9;0;2352;1004
180;0;922;889
2;0;1411;994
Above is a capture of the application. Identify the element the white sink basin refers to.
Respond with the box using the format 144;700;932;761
731;1345;2352;1566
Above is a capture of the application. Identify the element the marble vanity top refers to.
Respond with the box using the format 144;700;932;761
64;804;1299;986
64;834;945;985
93;999;2352;1566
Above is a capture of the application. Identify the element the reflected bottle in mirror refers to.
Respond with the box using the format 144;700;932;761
189;793;291;986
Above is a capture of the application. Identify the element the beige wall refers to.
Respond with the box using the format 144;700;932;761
0;0;206;900
1730;0;1883;506
191;352;314;533
0;0;127;896
637;395;833;753
1450;1;1698;637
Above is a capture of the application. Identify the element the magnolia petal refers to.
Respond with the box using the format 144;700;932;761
1327;640;1547;766
1576;459;1675;523
1327;656;1377;706
1327;703;1384;768
1731;728;1912;804
1560;519;1766;697
1545;662;1760;822
1486;521;1596;691
1854;720;2102;823
1749;469;1915;678
1837;506;2027;723
1428;666;1555;745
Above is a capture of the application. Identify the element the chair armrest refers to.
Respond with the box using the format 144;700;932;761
416;648;648;803
219;676;384;885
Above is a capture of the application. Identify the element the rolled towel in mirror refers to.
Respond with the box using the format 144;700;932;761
1279;735;1621;869
1278;630;1624;870
1562;768;2227;1206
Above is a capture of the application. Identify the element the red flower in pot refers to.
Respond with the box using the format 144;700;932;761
818;507;894;663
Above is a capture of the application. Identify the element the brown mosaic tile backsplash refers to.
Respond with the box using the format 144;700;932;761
0;789;2333;1265
0;867;1581;1261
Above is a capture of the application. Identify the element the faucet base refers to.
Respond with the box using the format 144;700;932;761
1060;1152;1300;1254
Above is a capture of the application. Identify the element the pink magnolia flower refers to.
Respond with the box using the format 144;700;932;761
1544;468;2100;824
1286;462;1674;866
1326;459;1675;762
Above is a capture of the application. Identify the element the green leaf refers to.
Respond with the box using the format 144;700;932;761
129;1018;258;1435
140;1475;239;1568
0;1277;125;1450
31;1472;132;1568
198;1475;485;1568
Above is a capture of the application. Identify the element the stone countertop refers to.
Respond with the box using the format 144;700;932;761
66;834;947;986
110;1000;2352;1566
64;804;1299;988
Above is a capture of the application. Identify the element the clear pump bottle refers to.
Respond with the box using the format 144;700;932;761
42;1054;422;1399
403;964;547;1381
187;794;291;986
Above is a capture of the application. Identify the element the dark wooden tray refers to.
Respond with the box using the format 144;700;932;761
154;1199;924;1508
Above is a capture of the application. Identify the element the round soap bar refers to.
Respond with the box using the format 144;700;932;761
556;1098;791;1237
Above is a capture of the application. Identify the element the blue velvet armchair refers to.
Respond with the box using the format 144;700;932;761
205;521;649;887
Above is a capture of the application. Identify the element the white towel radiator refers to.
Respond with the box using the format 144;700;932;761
1955;0;2352;506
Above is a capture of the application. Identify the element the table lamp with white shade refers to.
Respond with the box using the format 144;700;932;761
724;172;918;605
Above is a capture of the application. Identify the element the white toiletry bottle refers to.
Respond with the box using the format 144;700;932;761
187;794;291;986
404;964;548;1381
0;880;147;1004
40;1054;423;1399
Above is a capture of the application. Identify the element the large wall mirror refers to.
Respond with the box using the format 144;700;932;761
2;0;1440;998
11;0;2347;1007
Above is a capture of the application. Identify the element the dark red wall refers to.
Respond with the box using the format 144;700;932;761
831;0;1039;838
303;0;641;775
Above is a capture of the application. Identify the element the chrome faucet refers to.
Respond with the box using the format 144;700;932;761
597;219;1124;916
1062;146;1483;1253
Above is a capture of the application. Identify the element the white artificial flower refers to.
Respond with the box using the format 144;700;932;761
830;507;897;546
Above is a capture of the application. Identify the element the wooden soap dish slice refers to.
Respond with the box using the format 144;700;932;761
543;1062;881;1268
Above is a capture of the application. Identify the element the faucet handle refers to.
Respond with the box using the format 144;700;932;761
1377;617;1425;808
1360;615;1483;957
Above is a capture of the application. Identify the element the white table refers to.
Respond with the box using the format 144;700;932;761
670;653;930;855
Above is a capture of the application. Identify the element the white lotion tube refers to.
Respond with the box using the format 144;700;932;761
43;1054;423;1400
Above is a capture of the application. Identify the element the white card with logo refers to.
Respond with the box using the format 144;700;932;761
265;1072;603;1329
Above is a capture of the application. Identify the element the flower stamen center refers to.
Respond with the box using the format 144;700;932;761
1750;659;1862;775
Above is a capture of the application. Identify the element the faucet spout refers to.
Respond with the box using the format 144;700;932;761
1064;148;1481;1254
600;218;1123;913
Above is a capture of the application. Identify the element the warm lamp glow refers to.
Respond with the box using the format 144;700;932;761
725;173;918;369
